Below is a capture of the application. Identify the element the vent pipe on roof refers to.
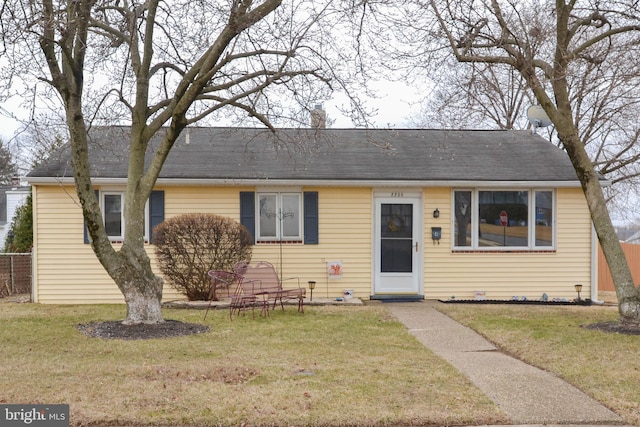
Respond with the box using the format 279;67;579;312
310;104;326;129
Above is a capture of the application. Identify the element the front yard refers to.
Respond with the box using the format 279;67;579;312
0;303;504;427
438;299;640;426
1;296;638;426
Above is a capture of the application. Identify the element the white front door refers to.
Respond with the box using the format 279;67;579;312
373;196;421;295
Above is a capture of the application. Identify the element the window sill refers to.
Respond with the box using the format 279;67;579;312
452;249;556;254
257;240;303;245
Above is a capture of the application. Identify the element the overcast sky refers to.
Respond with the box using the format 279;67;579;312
327;80;423;128
0;79;424;142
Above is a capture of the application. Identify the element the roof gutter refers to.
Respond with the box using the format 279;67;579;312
26;176;588;188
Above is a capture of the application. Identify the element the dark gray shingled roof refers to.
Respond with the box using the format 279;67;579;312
27;126;579;183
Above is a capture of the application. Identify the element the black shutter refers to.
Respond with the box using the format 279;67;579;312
304;191;319;244
149;190;164;244
240;192;255;244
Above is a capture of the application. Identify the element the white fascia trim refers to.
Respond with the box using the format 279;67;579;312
25;177;126;185
26;176;586;188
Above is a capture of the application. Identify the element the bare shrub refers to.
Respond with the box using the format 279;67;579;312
153;214;252;301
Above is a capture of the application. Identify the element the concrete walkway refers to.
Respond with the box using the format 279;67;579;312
384;301;627;427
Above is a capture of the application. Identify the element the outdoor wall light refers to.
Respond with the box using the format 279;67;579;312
433;208;440;218
308;281;316;301
574;284;583;301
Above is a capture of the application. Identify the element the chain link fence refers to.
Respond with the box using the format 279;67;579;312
0;253;32;297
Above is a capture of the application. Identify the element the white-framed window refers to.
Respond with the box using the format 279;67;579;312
453;189;555;250
100;191;149;241
257;192;302;241
102;192;123;238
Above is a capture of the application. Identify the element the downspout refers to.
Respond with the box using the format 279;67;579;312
31;187;38;303
591;225;604;305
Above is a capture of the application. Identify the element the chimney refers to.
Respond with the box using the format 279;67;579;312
310;104;326;129
11;176;20;186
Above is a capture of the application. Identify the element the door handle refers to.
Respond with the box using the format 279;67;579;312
415;242;419;252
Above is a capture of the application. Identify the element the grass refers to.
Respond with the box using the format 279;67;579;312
3;298;639;426
437;300;640;426
0;303;505;427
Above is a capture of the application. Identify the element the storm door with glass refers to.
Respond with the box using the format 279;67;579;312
374;197;421;294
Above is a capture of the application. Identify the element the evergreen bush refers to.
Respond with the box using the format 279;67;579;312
4;193;32;253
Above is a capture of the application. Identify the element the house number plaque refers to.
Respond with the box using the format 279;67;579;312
375;190;419;198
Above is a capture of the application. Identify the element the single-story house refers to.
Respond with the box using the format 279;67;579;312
26;126;598;304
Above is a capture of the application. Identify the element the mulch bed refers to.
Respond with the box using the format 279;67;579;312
439;298;592;305
582;321;640;335
77;320;210;340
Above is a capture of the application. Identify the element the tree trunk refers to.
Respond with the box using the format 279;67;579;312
121;277;164;325
427;0;640;325
454;191;471;246
562;132;640;325
65;104;165;325
116;245;165;325
31;0;318;326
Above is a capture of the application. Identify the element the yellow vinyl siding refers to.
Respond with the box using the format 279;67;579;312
33;185;182;304
164;186;372;296
32;183;593;304
166;186;373;298
423;188;592;301
251;187;373;298
33;185;374;303
165;186;241;218
33;185;119;303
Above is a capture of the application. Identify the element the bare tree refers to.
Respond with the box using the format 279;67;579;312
418;0;640;324
414;39;640;221
1;0;363;324
411;61;535;130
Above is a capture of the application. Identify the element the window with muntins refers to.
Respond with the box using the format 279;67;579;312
240;191;317;244
257;193;302;241
453;189;554;250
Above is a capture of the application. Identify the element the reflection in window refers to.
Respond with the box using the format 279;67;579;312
453;189;555;250
258;194;277;238
479;191;528;247
257;193;302;240
99;191;150;241
535;191;553;246
104;194;122;237
282;194;300;237
380;203;413;273
454;191;472;247
381;204;412;238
